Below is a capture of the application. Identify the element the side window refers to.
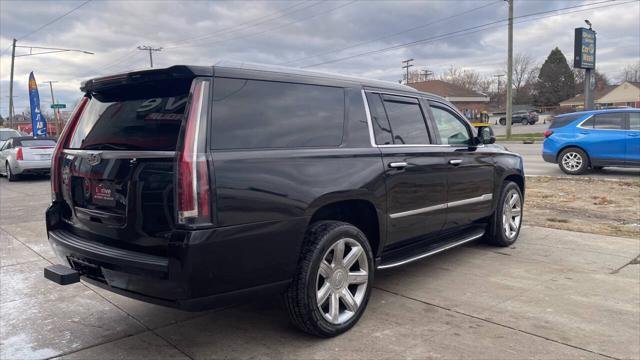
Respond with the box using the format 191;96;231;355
593;113;624;130
366;93;393;145
4;140;12;150
629;113;640;130
381;95;430;145
212;78;345;149
580;117;594;128
430;106;472;145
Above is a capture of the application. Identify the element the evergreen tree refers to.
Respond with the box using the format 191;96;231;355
534;47;576;106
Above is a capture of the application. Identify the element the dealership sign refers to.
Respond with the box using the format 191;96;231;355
574;27;596;69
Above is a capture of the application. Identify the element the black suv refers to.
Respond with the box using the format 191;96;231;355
499;110;538;125
45;62;525;337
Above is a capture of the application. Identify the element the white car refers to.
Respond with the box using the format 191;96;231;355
0;128;21;148
0;136;57;181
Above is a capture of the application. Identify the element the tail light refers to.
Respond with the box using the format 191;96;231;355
15;147;23;161
544;130;554;138
51;96;89;201
176;78;211;225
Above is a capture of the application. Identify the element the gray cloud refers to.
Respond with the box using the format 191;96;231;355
1;0;638;116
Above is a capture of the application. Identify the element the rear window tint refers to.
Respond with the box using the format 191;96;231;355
549;114;584;129
212;78;344;149
17;139;56;147
630;113;640;130
68;79;192;151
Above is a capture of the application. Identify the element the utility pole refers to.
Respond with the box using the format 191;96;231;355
493;74;505;124
402;59;414;84
41;81;61;136
421;69;433;81
9;38;16;129
137;45;162;68
505;0;514;140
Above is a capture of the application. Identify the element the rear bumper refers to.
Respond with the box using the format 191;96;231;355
542;152;556;164
45;203;304;311
14;160;51;174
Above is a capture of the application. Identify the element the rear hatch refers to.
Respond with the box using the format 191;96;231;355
54;67;207;256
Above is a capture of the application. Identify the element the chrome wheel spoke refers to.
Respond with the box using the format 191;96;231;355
329;292;340;323
319;260;332;279
333;240;345;266
512;208;521;217
348;270;368;284
340;288;358;312
317;283;331;305
343;245;363;268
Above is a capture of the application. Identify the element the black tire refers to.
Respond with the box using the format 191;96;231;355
6;163;17;182
284;221;374;337
521;118;528;125
558;147;589;175
499;118;506;126
485;181;523;247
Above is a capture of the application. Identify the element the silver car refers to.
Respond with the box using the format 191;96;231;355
0;136;57;181
0;128;21;149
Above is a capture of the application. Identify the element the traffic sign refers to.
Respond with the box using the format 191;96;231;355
50;104;66;109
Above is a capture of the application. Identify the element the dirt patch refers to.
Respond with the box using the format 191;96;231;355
524;176;640;239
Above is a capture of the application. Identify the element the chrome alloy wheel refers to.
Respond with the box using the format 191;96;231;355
315;238;369;324
502;189;522;239
561;152;583;172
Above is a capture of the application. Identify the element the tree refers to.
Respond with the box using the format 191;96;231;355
438;65;489;93
618;62;640;82
534;47;575;106
511;53;535;103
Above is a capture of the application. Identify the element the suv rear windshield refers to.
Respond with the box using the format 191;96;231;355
0;130;21;141
68;79;192;151
549;113;585;129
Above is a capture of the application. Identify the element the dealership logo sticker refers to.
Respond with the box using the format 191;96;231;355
87;153;101;166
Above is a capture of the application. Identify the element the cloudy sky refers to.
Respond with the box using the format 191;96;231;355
1;0;638;117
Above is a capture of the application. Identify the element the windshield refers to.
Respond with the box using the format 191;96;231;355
0;130;20;141
67;79;192;151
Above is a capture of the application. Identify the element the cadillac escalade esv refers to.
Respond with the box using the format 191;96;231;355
45;62;525;337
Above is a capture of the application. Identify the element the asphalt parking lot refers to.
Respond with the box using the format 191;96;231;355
1;177;638;359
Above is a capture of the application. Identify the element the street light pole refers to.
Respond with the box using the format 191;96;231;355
41;81;61;135
505;0;514;140
9;38;16;128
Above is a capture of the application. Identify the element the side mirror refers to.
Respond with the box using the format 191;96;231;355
478;126;496;145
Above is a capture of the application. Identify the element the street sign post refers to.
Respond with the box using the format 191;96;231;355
50;103;66;109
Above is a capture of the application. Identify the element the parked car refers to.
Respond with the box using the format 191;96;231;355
543;109;640;174
0;136;57;181
44;63;525;337
499;110;538;125
0;128;21;148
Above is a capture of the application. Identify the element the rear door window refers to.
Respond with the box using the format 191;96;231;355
67;79;192;151
380;95;430;145
211;78;344;149
593;113;625;130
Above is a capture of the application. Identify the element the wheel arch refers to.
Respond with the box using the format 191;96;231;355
307;197;384;258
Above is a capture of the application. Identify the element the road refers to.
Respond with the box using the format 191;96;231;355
490;121;549;136
504;142;640;178
1;178;638;359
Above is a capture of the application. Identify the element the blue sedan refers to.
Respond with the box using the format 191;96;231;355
542;108;640;174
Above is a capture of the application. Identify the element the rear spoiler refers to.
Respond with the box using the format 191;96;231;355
81;65;213;92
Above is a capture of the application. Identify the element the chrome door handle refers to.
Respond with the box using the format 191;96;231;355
388;162;408;169
449;159;463;166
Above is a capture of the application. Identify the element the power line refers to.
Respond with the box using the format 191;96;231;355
280;0;501;66
166;1;357;50
17;0;92;41
137;45;162;68
303;0;630;68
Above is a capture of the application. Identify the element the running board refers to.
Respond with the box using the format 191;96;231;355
377;230;485;270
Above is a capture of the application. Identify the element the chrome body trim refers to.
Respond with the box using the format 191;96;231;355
377;231;485;269
389;193;493;219
389;203;447;219
63;150;176;159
